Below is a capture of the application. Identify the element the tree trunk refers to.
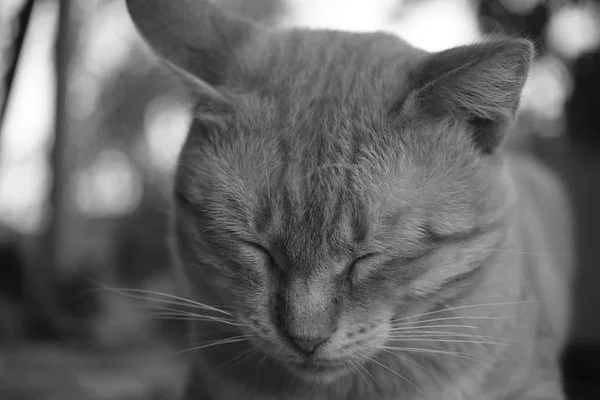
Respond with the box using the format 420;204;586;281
28;0;75;338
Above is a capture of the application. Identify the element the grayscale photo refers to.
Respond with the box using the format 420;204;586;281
0;0;599;399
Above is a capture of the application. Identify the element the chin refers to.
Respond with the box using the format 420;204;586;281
285;360;351;384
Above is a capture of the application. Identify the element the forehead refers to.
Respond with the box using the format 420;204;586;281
235;29;425;109
209;29;428;175
178;29;498;245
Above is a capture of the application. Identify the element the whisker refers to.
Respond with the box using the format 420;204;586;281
142;301;230;317
98;287;233;316
174;336;250;356
145;304;234;318
145;306;242;325
349;360;369;385
288;374;297;391
390;324;480;331
258;353;269;368
391;315;514;327
146;306;233;318
388;338;509;346
387;330;511;342
355;360;377;385
89;286;191;309
379;348;434;375
137;293;233;316
366;356;421;392
117;295;213;315
149;313;246;327
459;247;572;257
380;346;492;367
150;311;232;320
219;345;258;370
392;301;537;323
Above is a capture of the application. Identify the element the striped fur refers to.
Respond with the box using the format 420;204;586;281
127;1;572;399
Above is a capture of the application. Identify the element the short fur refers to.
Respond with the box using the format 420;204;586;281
126;1;572;399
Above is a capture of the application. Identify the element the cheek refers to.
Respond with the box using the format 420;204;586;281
337;275;419;340
240;303;276;339
403;247;489;299
349;273;408;311
232;267;271;308
326;308;394;358
343;286;397;332
343;309;393;337
233;273;277;331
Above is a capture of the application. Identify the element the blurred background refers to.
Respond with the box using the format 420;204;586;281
0;0;599;399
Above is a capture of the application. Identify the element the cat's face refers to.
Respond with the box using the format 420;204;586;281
172;87;509;382
170;35;517;383
127;0;531;384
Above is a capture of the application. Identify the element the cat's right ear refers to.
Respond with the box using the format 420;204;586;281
125;0;260;87
399;38;534;153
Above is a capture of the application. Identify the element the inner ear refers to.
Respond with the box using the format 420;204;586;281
400;38;534;153
469;116;505;154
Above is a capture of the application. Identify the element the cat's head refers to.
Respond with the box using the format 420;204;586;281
127;0;532;383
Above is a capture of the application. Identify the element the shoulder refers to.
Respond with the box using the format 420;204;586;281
504;151;572;241
504;151;573;345
505;152;566;205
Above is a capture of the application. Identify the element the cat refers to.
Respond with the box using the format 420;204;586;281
125;0;573;399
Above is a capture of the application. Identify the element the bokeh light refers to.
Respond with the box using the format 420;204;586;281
73;148;142;217
547;3;600;59
0;0;58;233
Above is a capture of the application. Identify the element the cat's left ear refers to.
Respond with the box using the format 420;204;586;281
401;39;534;153
125;0;261;88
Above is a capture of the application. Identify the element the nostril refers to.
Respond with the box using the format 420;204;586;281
292;336;328;354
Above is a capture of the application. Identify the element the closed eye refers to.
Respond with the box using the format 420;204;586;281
243;241;276;269
420;224;490;246
396;247;435;264
348;252;380;280
348;246;437;283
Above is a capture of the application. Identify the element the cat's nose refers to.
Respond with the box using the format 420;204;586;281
291;336;329;354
